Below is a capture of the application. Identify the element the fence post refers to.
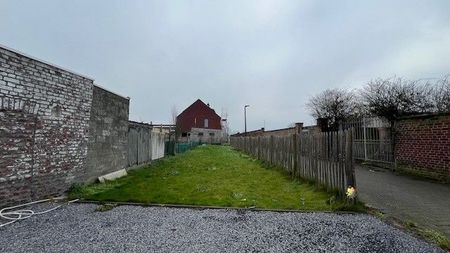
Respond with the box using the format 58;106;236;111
292;133;298;177
391;120;397;172
270;135;274;165
136;128;139;164
257;136;261;160
363;117;368;161
345;130;355;188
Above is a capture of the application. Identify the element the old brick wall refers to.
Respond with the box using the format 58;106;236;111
0;46;93;207
0;104;36;205
395;113;450;182
84;85;129;182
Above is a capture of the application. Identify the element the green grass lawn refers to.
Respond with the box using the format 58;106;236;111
71;145;343;210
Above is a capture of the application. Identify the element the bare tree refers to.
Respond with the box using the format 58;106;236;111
306;88;358;130
359;77;444;122
431;75;450;112
308;75;449;130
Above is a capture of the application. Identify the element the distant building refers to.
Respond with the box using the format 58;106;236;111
230;122;322;137
128;121;176;136
176;99;226;143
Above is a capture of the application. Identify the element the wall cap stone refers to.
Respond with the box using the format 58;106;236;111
94;84;129;101
0;43;94;81
396;112;450;120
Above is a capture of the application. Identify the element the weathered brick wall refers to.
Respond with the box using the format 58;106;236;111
0;46;93;207
395;114;450;182
0;107;36;204
84;85;129;182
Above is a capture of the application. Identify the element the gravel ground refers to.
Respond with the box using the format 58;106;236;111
0;203;443;253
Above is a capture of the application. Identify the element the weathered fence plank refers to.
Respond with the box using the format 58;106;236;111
230;130;355;195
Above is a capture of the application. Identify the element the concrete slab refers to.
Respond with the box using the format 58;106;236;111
98;169;127;183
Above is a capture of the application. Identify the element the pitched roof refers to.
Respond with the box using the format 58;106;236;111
178;99;219;118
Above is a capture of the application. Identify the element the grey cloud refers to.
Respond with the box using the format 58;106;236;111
1;0;449;132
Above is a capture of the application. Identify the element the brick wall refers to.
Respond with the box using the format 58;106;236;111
395;113;450;182
84;85;129;182
0;46;93;207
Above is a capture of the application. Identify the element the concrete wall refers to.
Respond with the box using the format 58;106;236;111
395;113;450;182
182;127;225;144
128;122;166;166
128;123;150;166
84;85;129;182
0;46;174;207
151;132;165;160
0;46;93;207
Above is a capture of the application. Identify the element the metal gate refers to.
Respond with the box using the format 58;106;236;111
342;117;394;164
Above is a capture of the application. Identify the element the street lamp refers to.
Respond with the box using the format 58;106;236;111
244;105;250;133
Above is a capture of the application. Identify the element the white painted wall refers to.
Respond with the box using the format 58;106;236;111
151;132;165;160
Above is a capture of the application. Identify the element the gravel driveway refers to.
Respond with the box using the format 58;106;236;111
0;204;443;253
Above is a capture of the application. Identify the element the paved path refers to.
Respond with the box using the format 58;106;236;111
355;165;450;236
0;204;442;252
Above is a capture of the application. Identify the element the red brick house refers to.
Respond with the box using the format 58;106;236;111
176;99;224;143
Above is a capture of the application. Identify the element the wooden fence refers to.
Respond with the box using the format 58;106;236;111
230;130;355;195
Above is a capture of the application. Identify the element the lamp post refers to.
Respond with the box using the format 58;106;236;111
244;105;250;133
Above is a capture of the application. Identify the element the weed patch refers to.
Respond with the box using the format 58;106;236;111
95;204;117;212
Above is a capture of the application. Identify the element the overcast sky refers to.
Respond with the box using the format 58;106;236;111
1;0;449;132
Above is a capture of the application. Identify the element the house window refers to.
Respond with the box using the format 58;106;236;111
181;132;188;137
204;119;209;128
209;133;215;136
198;132;204;136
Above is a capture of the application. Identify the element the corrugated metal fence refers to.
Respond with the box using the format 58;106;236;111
230;130;355;195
